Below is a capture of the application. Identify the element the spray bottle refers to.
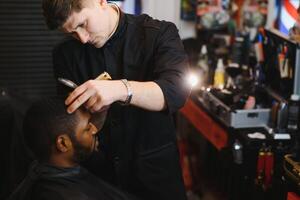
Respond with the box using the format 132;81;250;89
197;45;209;85
214;58;225;89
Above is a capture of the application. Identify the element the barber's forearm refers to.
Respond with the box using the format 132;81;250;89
118;80;166;111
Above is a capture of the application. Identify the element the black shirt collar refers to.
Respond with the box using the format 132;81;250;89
106;7;126;44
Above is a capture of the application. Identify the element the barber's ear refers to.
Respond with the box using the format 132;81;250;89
56;134;72;152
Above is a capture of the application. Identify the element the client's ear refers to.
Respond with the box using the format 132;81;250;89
56;134;72;152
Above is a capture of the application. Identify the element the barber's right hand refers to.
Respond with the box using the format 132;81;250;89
65;79;127;113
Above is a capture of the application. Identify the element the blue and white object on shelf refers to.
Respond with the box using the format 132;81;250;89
279;0;298;35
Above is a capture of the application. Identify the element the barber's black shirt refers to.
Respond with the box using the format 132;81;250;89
53;11;189;200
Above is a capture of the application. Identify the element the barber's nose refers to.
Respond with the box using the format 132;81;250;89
75;29;89;44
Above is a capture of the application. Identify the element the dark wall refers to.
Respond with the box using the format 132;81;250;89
0;0;64;99
0;1;64;198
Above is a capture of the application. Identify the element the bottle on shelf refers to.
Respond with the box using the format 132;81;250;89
232;139;243;164
213;58;225;89
287;94;300;131
197;45;209;86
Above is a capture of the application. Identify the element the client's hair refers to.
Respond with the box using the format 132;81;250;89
23;97;79;162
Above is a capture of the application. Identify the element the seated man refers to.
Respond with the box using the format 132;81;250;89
8;97;136;200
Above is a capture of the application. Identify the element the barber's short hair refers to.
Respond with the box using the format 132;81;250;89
42;0;83;30
23;97;79;162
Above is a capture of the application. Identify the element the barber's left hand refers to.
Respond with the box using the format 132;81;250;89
65;80;126;113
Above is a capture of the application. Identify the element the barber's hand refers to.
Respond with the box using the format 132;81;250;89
65;80;126;113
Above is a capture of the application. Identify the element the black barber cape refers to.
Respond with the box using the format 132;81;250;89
7;161;137;200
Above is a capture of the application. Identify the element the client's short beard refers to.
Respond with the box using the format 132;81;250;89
69;134;95;163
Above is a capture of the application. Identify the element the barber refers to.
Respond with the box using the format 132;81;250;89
42;0;191;199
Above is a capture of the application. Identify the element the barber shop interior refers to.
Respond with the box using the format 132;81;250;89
1;0;300;200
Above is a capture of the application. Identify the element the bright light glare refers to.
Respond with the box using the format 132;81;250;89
234;144;241;150
187;73;199;87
